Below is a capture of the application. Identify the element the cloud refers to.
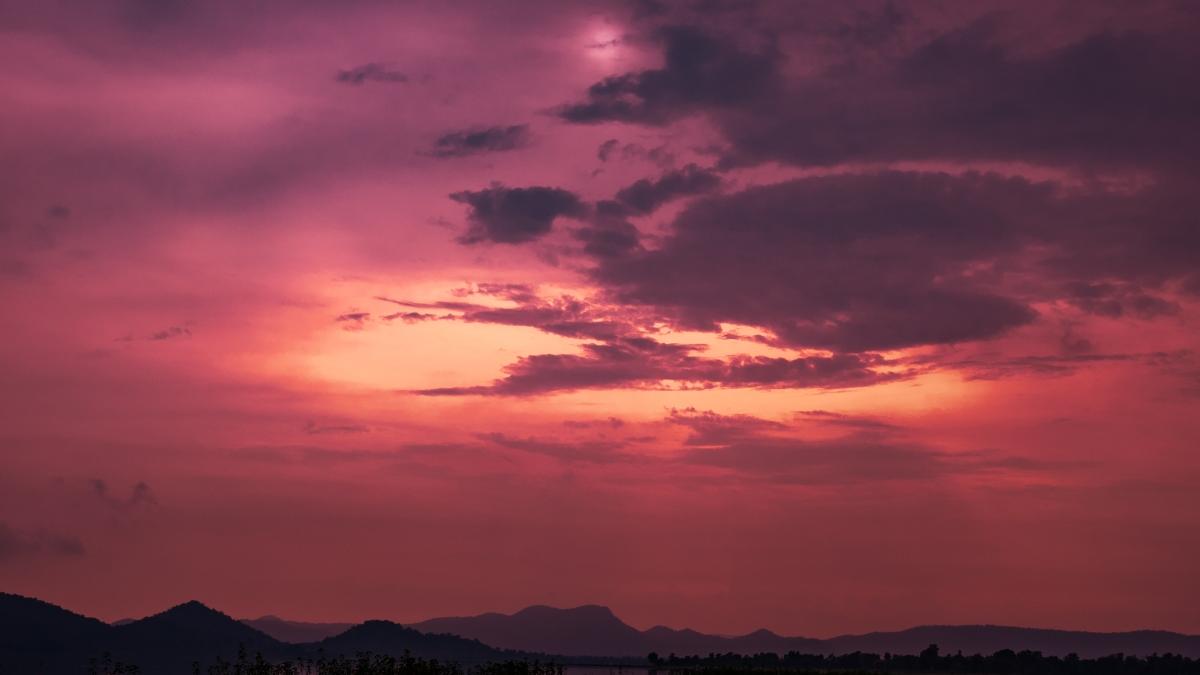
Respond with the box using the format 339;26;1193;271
90;479;158;511
382;311;446;323
573;200;642;259
383;287;901;396
614;164;722;214
795;410;901;432
149;325;191;340
557;25;781;125
938;350;1187;381
1064;282;1179;319
560;19;1200;172
417;335;899;396
335;62;408;85
595;139;675;167
724;26;1200;171
304;421;370;434
451;282;539;304
596;138;620;162
431;125;530;158
451;185;587;244
376;292;636;340
667;407;788;445
478;432;631;464
829;1;909;47
668;409;1079;486
335;312;370;330
563;417;625;430
0;521;85;561
593;171;1044;352
588;168;1200;352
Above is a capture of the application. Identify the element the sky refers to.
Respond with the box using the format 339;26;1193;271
1;0;1198;637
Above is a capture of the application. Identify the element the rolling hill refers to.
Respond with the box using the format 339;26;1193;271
409;604;1200;659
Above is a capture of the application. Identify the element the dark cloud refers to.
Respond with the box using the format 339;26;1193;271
596;139;620;162
561;18;1200;172
376;293;636;341
614;163;722;214
941;350;1185;381
594;171;1044;352
451;282;539;304
0;521;85;561
477;432;631;464
722;26;1200;170
830;0;908;47
590;168;1200;352
304;421;370;434
385;287;900;396
451;185;587;244
335;62;408;85
1065;282;1179;319
381;311;445;323
595;140;675;167
90;479;157;511
115;324;194;342
563;417;625;430
667;407;788;445
149;325;191;340
431;125;530;158
557;25;781;125
669;409;1079;486
795;410;901;432
334;312;370;331
417;335;898;396
573;200;642;259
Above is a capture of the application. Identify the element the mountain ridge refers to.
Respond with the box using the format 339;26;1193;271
407;604;1200;659
5;592;1200;675
0;593;513;674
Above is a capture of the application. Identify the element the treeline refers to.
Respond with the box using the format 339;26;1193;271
86;648;566;675
647;644;1200;675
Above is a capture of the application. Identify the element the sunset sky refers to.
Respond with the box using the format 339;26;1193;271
1;0;1198;637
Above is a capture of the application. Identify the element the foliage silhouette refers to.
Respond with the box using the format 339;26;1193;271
650;645;1200;675
188;647;564;675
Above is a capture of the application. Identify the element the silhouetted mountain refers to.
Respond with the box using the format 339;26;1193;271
411;605;1200;659
315;620;508;663
0;594;536;674
5;593;1200;675
0;592;112;673
242;614;355;643
108;600;286;672
0;595;289;674
411;605;825;657
414;605;644;657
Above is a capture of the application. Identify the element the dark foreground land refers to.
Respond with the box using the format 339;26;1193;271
77;647;1200;675
3;593;1198;675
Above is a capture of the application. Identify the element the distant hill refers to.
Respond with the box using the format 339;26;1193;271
823;625;1200;660
0;594;519;674
5;592;1200;675
316;620;508;663
107;601;287;672
414;605;647;657
0;593;112;674
242;615;355;643
411;605;1200;659
0;595;290;674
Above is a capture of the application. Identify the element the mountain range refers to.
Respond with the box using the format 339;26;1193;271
255;603;1200;660
5;592;1200;675
0;593;517;675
